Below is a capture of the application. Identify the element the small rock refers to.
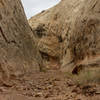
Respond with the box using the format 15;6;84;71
35;92;43;97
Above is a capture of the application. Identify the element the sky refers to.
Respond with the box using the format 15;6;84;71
21;0;61;19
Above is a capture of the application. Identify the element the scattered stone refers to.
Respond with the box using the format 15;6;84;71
35;92;43;97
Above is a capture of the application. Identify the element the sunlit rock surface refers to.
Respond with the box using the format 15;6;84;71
29;0;100;73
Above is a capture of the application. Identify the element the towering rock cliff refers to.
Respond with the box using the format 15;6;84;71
0;0;99;83
0;0;40;83
29;0;100;73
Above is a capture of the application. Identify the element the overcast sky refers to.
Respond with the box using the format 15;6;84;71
21;0;60;19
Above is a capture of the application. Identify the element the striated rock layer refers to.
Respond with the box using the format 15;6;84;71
29;0;100;73
0;0;41;83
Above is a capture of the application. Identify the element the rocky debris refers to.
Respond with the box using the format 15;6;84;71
0;71;99;100
72;84;98;96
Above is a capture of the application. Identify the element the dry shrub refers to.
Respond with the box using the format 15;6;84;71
73;68;100;85
65;68;100;85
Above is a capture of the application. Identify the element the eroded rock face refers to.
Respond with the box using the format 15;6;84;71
0;0;40;82
29;0;100;73
66;0;100;73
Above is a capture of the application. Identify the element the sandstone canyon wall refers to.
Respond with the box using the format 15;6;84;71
29;0;100;73
0;0;99;83
0;0;41;82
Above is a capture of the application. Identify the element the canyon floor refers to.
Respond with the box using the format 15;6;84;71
0;70;100;100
